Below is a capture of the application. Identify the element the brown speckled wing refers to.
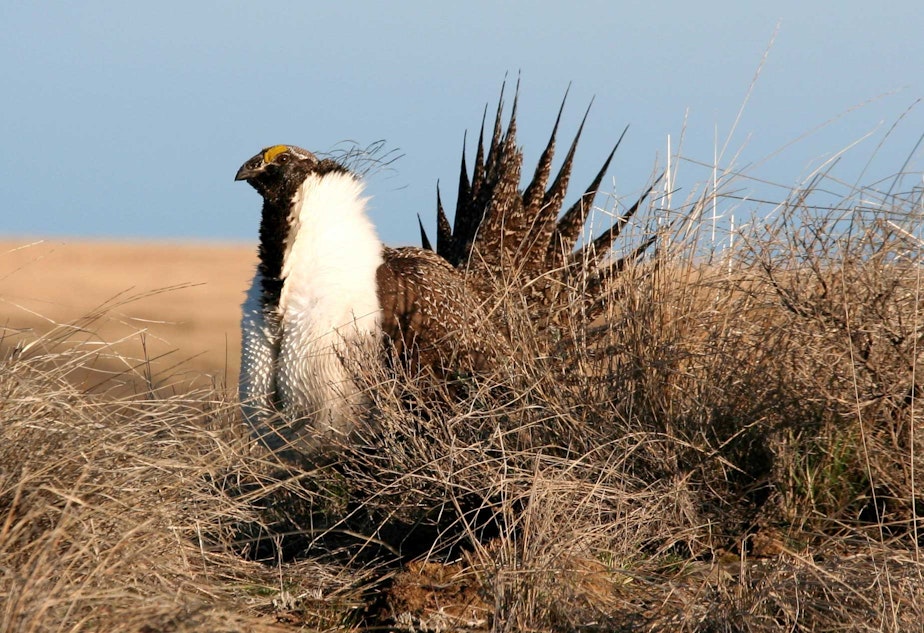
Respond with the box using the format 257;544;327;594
376;247;491;376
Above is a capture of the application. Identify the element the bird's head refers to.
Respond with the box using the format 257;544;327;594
235;145;324;198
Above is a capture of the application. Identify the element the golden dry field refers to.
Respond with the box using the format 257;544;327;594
0;238;255;392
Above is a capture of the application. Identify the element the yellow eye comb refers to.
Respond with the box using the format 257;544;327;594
263;145;288;163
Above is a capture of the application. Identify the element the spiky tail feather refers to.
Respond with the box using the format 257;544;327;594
421;81;664;326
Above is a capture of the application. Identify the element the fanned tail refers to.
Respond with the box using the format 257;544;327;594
424;84;662;318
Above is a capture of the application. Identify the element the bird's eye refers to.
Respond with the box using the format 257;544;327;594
278;154;290;163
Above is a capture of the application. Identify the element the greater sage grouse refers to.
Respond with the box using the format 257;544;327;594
236;87;656;460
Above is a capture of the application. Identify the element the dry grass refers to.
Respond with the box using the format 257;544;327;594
0;239;254;395
2;167;923;631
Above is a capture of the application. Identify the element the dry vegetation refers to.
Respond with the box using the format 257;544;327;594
0;239;253;395
1;168;923;631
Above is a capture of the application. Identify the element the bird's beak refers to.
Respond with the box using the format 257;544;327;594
235;155;265;181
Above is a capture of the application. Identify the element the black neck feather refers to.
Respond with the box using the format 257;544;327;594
257;196;290;311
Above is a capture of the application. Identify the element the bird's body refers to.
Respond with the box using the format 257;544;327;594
237;148;487;456
236;89;656;460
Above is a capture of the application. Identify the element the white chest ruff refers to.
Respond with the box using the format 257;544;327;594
240;172;383;455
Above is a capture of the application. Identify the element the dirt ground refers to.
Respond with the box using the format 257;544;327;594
0;238;257;393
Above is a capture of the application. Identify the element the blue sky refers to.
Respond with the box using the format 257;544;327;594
1;2;921;246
